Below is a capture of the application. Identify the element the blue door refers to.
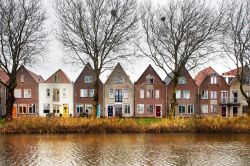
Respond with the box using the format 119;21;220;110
108;106;113;117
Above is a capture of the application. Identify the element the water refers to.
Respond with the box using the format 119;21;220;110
0;134;249;166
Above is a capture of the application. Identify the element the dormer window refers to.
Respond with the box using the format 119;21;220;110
178;75;186;84
84;76;93;83
21;75;24;83
146;74;154;84
211;73;217;84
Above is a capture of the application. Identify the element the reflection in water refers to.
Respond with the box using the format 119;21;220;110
0;134;249;166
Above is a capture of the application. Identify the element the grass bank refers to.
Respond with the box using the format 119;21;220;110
0;117;249;134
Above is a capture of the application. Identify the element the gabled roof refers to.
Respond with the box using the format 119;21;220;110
45;69;71;83
194;66;219;86
105;63;132;84
135;64;164;84
0;69;9;84
164;72;174;85
17;65;44;84
75;62;103;84
222;68;237;76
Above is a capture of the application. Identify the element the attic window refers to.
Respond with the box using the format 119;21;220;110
115;76;123;84
211;73;217;84
178;75;186;84
146;74;154;84
21;75;24;83
54;75;60;83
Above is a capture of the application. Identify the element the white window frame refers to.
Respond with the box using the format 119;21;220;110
201;90;208;99
176;90;181;99
211;104;217;113
140;89;144;99
14;89;22;98
146;89;153;98
155;90;160;99
76;104;84;114
183;90;190;99
21;74;24;83
211;73;217;84
137;104;144;114
43;103;50;114
46;88;50;98
28;104;36;114
62;88;66;98
109;89;114;99
18;104;27;114
210;91;217;99
201;104;208;113
84;76;93;83
123;89;128;99
187;105;194;114
89;89;95;97
178;105;186;114
24;89;31;98
80;89;88;97
124;104;130;114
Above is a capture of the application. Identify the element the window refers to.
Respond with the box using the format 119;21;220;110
21;75;24;83
137;104;144;114
46;89;50;97
89;89;94;97
115;89;122;102
84;76;93;83
28;104;36;114
43;104;50;113
242;77;250;85
115;76;123;84
146;74;154;84
124;104;130;114
201;104;208;113
146;89;153;98
242;106;248;114
178;105;185;114
76;104;83;114
14;89;22;98
123;89;128;99
211;73;217;84
53;89;60;102
54;74;60;82
176;90;181;99
178;75;187;84
85;104;92;114
147;104;154;114
188;105;194;114
109;89;114;98
62;89;66;98
183;90;190;99
211;105;217;113
53;104;60;114
24;89;31;98
18;104;27;114
210;91;217;99
155;90;160;99
140;89;144;99
201;90;208;99
80;89;88;97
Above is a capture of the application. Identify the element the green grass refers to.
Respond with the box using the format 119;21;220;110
0;118;5;126
135;117;162;125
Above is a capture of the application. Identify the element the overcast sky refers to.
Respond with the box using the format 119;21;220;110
28;0;234;83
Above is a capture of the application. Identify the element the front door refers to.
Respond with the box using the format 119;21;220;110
156;106;161;117
63;104;69;117
115;104;122;117
233;107;238;117
108;106;113;117
222;106;226;117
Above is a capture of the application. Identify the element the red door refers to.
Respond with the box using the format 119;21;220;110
156;106;161;117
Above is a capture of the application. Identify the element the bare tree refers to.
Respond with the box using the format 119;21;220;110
55;0;139;117
139;0;224;119
0;0;46;119
221;0;250;115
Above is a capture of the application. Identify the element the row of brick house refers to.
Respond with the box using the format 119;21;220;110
0;63;249;118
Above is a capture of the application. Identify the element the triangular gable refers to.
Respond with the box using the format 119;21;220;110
46;69;71;83
15;65;44;84
0;69;9;84
75;62;103;84
194;66;219;86
135;64;164;84
105;63;133;84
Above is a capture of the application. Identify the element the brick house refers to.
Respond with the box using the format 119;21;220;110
12;65;44;118
39;69;73;117
222;66;250;117
134;65;166;118
74;63;103;117
104;63;134;117
0;70;9;116
195;67;230;117
165;68;198;117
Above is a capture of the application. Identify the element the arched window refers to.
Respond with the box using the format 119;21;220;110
210;73;217;84
146;74;154;84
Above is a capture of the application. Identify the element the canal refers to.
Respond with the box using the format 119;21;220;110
0;134;249;166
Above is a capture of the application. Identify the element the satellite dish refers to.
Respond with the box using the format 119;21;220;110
111;9;117;17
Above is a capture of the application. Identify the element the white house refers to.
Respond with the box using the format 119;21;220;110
39;69;74;117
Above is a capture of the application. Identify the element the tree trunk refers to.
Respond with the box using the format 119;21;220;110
246;100;250;116
5;86;15;120
92;75;100;118
169;75;178;120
